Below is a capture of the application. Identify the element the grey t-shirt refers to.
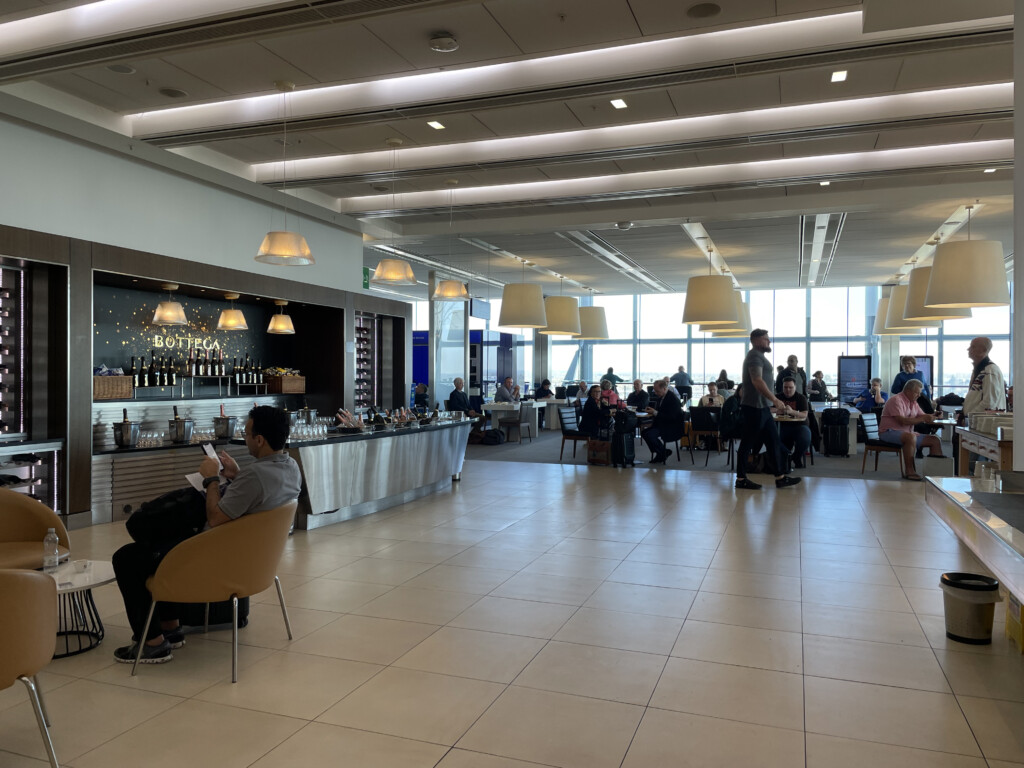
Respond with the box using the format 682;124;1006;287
741;347;774;409
218;452;302;520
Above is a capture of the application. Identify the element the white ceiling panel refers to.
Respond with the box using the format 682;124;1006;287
536;160;626;181
614;151;702;174
484;0;642;53
973;121;1014;141
210;133;345;165
627;0;778;36
362;4;522;69
778;58;902;105
306;124;419;155
778;0;857;13
472;101;583;137
258;23;416;84
55;59;229;111
465;167;552;186
781;133;879;158
161;41;316;96
694;143;786;166
384;113;496;145
894;45;1013;90
873;122;986;150
565;89;678;127
667;74;782;118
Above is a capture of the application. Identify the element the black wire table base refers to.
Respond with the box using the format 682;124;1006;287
55;589;105;658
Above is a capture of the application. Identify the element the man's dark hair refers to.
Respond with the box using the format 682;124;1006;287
750;328;768;341
782;376;796;384
248;405;289;451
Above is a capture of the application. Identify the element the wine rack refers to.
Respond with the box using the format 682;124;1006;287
0;271;22;437
354;312;380;410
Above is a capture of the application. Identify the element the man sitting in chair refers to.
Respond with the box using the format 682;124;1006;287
878;379;944;481
775;376;812;469
111;405;302;665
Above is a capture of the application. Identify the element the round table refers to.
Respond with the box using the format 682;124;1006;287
49;560;115;658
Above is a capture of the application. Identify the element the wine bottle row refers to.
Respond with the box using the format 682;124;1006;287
127;350;265;388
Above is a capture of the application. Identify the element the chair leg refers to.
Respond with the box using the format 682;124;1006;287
31;676;51;728
204;602;210;634
274;575;293;640
132;601;158;676
861;449;868;474
231;595;239;683
20;676;59;768
560;438;566;461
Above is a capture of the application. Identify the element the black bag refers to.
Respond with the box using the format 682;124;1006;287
125;487;208;555
613;409;637;434
177;598;250;630
719;397;743;439
820;407;850;427
481;429;506;445
611;433;635;467
938;393;965;407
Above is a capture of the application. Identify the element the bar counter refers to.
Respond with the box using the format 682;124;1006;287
91;420;472;529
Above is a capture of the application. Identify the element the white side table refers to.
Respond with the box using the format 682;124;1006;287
50;560;115;658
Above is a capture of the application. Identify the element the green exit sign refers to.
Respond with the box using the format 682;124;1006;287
362;266;370;290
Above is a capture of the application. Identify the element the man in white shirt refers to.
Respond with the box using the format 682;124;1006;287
495;377;520;403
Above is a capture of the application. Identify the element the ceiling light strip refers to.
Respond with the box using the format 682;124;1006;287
369;243;506;290
558;231;672;293
458;237;594;293
816;213;846;287
805;213;832;287
680;222;738;289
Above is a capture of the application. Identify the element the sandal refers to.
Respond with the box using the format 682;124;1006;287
905;473;924;481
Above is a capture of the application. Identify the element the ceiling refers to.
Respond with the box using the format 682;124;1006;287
0;0;1015;300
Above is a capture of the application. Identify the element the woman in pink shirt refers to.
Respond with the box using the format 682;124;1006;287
878;379;944;480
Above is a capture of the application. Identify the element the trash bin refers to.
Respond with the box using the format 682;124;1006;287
940;572;1002;644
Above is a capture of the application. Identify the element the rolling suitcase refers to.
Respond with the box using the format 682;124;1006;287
821;407;850;457
611;433;635;467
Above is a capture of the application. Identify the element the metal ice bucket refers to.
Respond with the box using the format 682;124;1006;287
212;416;237;439
296;407;318;425
167;418;194;444
111;421;140;448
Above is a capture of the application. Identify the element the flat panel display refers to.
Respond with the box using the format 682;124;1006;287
838;355;871;404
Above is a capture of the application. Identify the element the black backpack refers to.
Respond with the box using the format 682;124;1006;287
719;397;743;439
481;429;506;445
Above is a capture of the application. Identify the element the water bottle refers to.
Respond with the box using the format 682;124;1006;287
43;527;59;574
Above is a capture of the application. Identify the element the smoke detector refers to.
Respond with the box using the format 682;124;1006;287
429;32;460;53
616;221;634;230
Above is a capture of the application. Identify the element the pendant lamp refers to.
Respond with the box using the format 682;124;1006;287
267;299;295;334
371;258;417;286
540;295;581;336
903;267;971;321
255;82;314;266
432;279;469;301
924;240;1009;308
216;293;248;331
152;283;187;326
885;285;940;330
682;275;739;325
498;283;547;328
699;291;747;333
577;305;609;340
872;297;920;336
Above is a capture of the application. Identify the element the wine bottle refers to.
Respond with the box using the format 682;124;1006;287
159;355;167;386
148;351;156;386
170;358;178;386
220;349;226;376
140;357;148;387
122;408;130;423
257;359;263;384
232;357;239;385
173;405;181;420
219;403;226;418
129;356;137;388
187;347;195;377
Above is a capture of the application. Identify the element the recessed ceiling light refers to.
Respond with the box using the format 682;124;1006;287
831;70;847;83
687;3;721;18
107;63;135;75
427;121;445;130
429;32;459;53
610;99;627;109
819;181;830;186
984;168;997;173
158;87;188;99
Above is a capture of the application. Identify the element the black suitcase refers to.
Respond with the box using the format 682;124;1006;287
821;407;850;457
612;433;635;467
613;409;637;434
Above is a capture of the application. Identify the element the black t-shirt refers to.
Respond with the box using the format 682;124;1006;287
777;392;809;423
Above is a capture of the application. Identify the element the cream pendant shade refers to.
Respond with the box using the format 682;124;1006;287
577;306;610;340
432;280;469;301
682;275;739;324
267;300;295;334
700;293;748;334
924;240;1009;308
370;258;417;286
153;300;187;326
216;308;249;331
498;283;547;328
885;285;940;329
903;267;972;321
540;296;581;336
872;297;920;336
255;231;314;266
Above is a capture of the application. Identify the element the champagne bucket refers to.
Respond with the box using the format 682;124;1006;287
111;422;140;448
283;410;298;427
213;416;237;439
167;418;194;444
297;407;317;425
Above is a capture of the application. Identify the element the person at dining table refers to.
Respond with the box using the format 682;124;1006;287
578;385;610;437
626;379;649;410
890;356;931;401
534;379;554;428
495;377;520;403
603;367;623;392
448;377;482;421
698;381;724;407
575;380;589;399
774;376;812;469
878;378;944;481
670;366;691;390
643;379;684;464
716;369;735;390
808;370;831;402
853;378;887;412
599;379;620;406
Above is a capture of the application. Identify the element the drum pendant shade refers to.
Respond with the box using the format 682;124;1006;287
873;297;920;335
903;267;971;321
370;258;417;286
216;309;248;331
540;296;581;336
432;280;469;301
924;240;1009;308
705;294;750;336
267;300;295;334
885;285;940;329
153;301;187;326
255;231;314;266
682;275;739;324
577;306;609;340
498;283;547;328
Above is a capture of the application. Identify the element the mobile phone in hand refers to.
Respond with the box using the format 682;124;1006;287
202;442;223;471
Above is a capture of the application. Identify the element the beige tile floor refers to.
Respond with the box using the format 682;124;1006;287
2;460;1023;767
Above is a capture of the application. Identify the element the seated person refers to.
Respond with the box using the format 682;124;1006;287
643;379;684;463
495;377;520;403
578;385;610;437
699;381;725;407
448;377;483;426
716;369;735;391
775;376;812;469
575;380;589;399
808;371;831;402
890;355;936;433
626;379;649;410
878;379;944;481
599;379;620;406
413;383;429;409
534;379;554;427
111;406;302;664
853;378;888;412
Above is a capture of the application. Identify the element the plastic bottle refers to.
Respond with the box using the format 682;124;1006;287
43;527;59;574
